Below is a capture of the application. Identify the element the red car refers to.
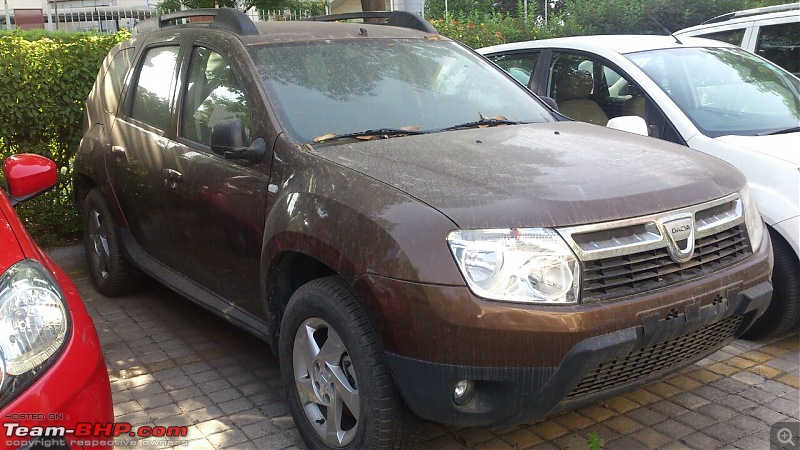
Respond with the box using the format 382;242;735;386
1;154;113;450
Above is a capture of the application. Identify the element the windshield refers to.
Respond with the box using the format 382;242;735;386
626;47;800;137
249;39;552;143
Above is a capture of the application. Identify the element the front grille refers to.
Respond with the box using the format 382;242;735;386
565;315;742;401
581;224;750;302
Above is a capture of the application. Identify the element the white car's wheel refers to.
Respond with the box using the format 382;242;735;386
743;229;799;339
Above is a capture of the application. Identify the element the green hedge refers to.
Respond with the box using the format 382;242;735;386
430;13;549;49
0;30;129;246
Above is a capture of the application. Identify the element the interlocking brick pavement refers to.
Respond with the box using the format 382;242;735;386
47;245;800;449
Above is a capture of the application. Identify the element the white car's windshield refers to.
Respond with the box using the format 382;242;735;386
627;47;800;137
249;39;553;143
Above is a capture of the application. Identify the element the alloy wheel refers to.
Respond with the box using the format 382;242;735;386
292;317;360;447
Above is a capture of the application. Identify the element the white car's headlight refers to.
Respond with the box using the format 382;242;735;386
0;259;69;407
447;228;580;304
741;186;764;253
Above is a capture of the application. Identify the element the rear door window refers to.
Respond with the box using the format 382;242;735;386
755;22;800;76
486;52;540;87
129;46;180;131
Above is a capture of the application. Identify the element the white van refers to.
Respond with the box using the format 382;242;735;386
675;3;799;76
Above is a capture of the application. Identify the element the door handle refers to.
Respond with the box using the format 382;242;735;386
111;145;127;156
163;169;183;187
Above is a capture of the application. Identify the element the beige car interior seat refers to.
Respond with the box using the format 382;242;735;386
553;65;609;126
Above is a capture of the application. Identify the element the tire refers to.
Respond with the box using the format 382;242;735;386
742;228;800;339
279;276;419;449
83;188;141;296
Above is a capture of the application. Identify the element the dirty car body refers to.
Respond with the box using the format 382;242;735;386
73;9;773;449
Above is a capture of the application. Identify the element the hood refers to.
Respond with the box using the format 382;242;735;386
312;122;746;229
715;133;800;165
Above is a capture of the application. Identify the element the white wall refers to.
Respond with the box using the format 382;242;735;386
393;0;423;16
6;0;152;9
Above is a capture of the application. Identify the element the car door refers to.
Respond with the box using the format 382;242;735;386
106;43;181;266
535;50;685;144
162;41;271;314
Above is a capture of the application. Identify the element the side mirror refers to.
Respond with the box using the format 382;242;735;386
3;154;58;206
210;119;265;164
210;119;246;155
606;116;649;137
540;96;560;112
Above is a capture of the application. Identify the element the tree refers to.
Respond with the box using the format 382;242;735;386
554;0;789;36
425;0;511;20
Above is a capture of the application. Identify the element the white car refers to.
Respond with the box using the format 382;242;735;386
478;35;800;338
675;2;799;76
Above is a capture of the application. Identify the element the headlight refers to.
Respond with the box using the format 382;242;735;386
0;259;70;408
741;186;764;253
447;228;580;304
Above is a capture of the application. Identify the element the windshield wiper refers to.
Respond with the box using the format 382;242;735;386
760;126;800;136
439;117;527;132
313;128;425;143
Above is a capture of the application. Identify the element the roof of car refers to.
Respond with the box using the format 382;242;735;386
133;8;439;44
675;3;799;35
478;34;736;56
701;2;799;24
242;20;437;45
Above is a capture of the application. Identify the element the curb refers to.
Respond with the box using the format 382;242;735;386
44;243;85;271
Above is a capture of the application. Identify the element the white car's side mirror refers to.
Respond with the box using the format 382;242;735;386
607;116;649;136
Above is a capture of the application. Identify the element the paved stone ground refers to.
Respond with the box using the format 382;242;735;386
47;245;799;450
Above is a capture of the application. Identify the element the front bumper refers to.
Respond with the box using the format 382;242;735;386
2;262;113;450
353;228;773;427
387;281;770;426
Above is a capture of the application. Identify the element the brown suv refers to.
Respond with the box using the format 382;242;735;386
73;8;774;449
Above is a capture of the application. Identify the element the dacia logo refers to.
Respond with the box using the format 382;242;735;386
672;224;691;234
661;214;695;263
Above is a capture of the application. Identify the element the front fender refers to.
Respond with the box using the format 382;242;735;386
261;179;464;286
260;144;466;287
687;135;799;255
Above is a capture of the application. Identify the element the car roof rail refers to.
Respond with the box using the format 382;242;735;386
703;2;799;24
133;7;258;36
302;11;437;34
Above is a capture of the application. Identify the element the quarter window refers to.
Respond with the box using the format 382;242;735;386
181;47;250;146
130;46;179;130
102;47;134;115
697;28;746;46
